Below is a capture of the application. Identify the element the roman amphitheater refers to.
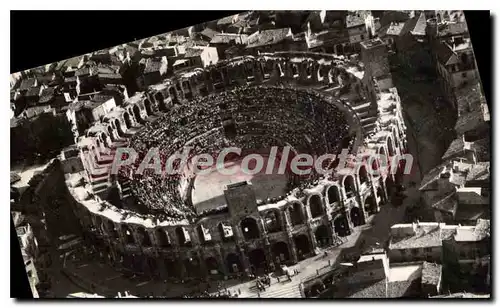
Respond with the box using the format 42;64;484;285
61;39;408;280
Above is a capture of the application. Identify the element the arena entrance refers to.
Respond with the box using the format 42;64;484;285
350;206;364;227
248;248;267;274
226;253;243;274
271;241;290;265
294;234;312;260
314;225;331;248
333;214;349;237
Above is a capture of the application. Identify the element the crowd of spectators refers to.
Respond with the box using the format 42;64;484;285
122;86;350;220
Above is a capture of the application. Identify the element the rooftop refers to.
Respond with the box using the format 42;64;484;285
346;14;365;29
246;28;292;49
421;262;441;286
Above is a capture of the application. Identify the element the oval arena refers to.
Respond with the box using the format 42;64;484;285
62;50;408;280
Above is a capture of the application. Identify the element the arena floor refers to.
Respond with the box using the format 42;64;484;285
190;156;288;214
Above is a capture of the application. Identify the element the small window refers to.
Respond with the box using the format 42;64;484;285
462;72;467;78
360;34;365;40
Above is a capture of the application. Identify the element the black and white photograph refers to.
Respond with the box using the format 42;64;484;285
9;9;492;299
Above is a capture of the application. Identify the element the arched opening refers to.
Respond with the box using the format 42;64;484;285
164;258;180;278
132;105;142;123
337;44;344;55
100;133;108;148
197;225;212;244
240;217;260;240
144;99;153;116
314;225;331;248
226;253;242;273
175;226;191;246
364;195;378;216
248;248;267;273
107;126;115;142
155;92;167;111
122;226;135;244
309;195;323;218
271;242;290;264
293;234;312;260
114;119;124;137
184;256;201;277
156;229;171;247
137;227;151;247
107;220;119;239
359;164;369;186
327;186;341;205
288;203;304;226
264;210;282;233
169;87;178;104
123;112;132;129
344;175;356;198
387;136;395;157
145;257;158;277
437;13;441;23
377;185;385;207
461;53;469;65
350;207;364;227
306;63;313;78
218;222;234;242
205;257;219;275
292;64;299;77
182;81;192;99
385;174;396;197
333;214;349;237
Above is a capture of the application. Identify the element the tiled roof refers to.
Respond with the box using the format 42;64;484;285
421;262;441;286
435;42;456;65
75;66;92;76
19;78;37;91
390;225;456;249
471;138;490;162
441;137;466;161
26;86;41;97
385;22;405;36
455;109;487;135
419;161;451;191
431;191;457;213
210;33;248;44
387;280;420;298
200;28;220;40
185;48;204;58
217;14;236;26
437;22;468;37
246;28;291;48
380;11;410;27
11;172;21;184
466;162;490;182
346;14;365;28
143;58;163;74
39;87;56;104
347;280;387;298
411;13;427;36
398;12;427;37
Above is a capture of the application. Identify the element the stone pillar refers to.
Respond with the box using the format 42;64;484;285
196;249;208;279
215;244;228;276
